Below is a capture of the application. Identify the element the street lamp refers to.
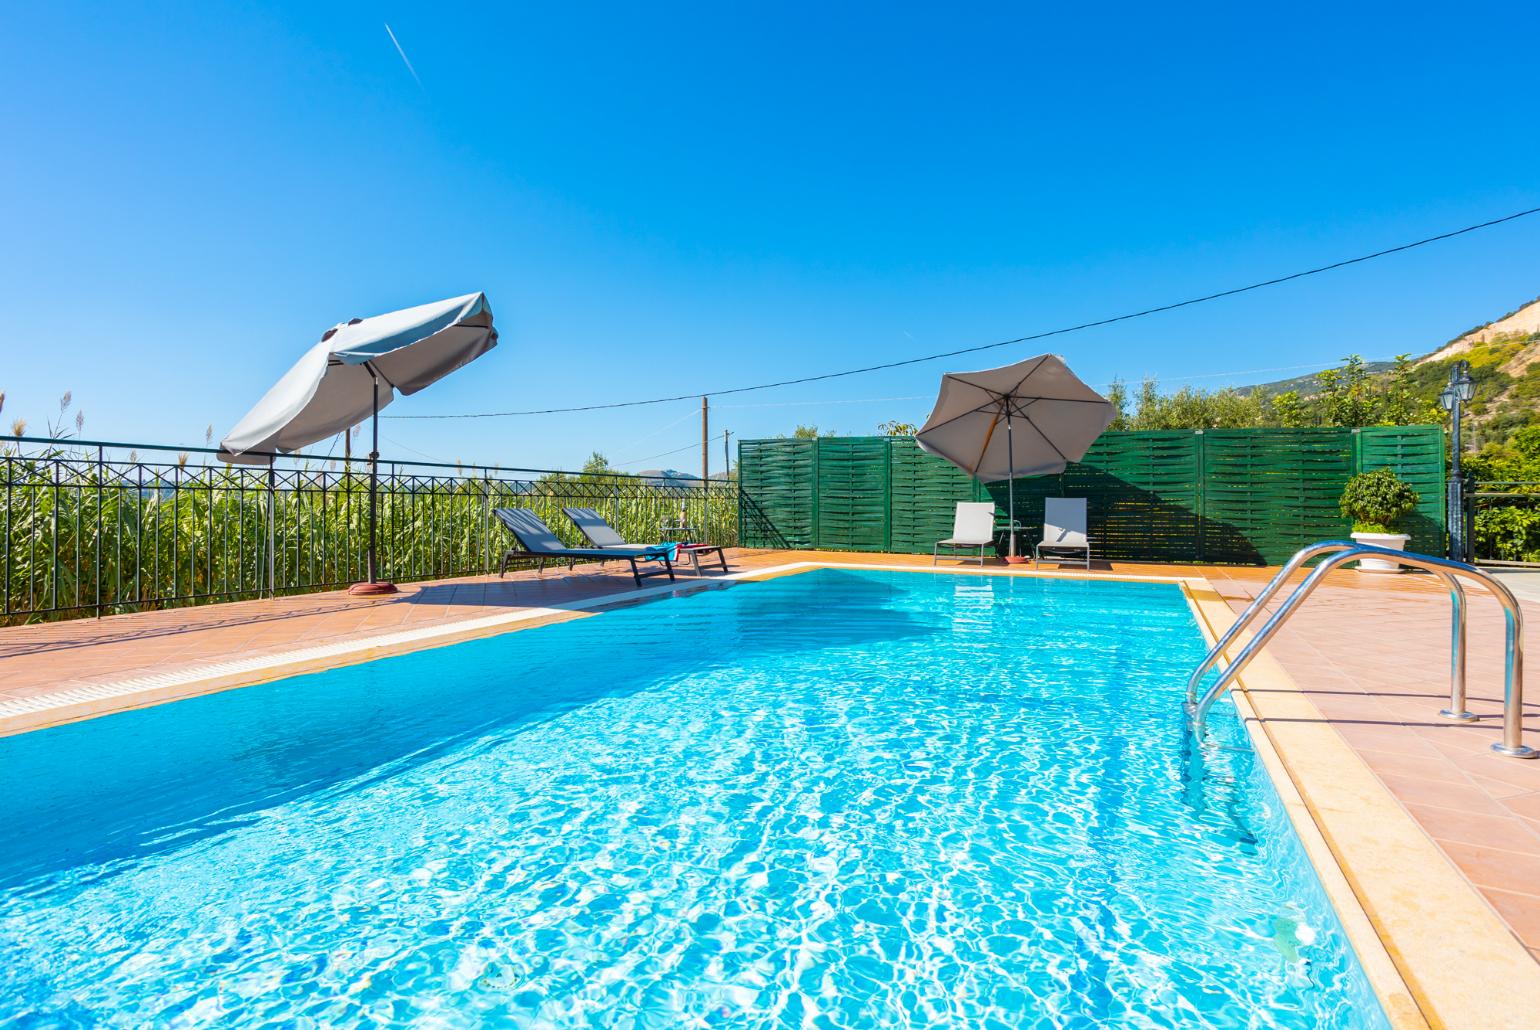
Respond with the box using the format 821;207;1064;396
1438;360;1475;561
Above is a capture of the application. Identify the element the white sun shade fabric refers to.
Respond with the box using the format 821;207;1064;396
914;354;1115;481
218;292;496;464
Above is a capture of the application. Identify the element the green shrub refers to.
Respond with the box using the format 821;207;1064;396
1339;468;1419;534
1474;505;1540;562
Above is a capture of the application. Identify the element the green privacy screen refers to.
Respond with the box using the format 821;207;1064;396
737;426;1445;564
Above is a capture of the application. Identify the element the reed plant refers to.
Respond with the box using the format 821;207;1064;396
0;438;739;625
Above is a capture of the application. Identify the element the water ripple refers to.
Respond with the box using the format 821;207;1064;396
0;570;1385;1027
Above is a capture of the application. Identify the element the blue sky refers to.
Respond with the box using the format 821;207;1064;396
2;2;1537;473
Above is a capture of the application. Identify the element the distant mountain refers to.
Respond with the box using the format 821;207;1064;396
634;467;733;486
1242;361;1396;398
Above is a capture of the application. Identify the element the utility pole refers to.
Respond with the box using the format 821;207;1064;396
723;430;731;483
701;395;709;496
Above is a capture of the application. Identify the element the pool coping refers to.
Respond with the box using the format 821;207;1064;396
0;560;1202;737
3;559;1532;1026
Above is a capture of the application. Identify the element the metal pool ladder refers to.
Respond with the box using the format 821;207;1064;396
1186;540;1536;759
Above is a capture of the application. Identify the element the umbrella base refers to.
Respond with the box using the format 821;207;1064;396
1003;555;1030;565
348;580;398;596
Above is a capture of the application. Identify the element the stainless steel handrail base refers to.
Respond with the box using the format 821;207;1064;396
1493;743;1538;759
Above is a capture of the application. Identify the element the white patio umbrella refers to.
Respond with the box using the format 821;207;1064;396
915;354;1115;560
219;292;498;593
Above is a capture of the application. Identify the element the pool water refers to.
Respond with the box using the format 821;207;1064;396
0;569;1387;1027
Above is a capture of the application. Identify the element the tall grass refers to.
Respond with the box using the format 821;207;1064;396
1;439;739;625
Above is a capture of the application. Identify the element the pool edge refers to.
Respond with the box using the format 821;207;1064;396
1182;577;1540;1030
0;561;1196;737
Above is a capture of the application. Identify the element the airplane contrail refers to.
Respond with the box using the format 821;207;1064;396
383;22;422;87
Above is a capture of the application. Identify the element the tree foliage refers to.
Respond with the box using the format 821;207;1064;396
1466;424;1540;561
1102;355;1443;433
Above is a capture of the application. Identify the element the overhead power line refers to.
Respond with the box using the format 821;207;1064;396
615;431;729;468
386;204;1540;421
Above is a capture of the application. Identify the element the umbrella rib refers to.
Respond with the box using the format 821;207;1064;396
363;360;398;391
969;410;1004;478
920;398;1017;436
962;382;1108;406
946;356;1049;394
1005;355;1052;397
1012;398;1071;463
993;392;1107;405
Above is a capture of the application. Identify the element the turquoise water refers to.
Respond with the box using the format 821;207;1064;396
0;569;1387;1027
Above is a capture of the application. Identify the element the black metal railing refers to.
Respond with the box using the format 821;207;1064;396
1;436;739;623
1471;481;1540;566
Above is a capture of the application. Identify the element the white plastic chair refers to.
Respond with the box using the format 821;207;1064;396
1034;498;1091;568
933;502;997;565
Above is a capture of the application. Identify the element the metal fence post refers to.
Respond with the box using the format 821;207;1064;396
95;444;104;618
3;447;11;619
266;459;276;599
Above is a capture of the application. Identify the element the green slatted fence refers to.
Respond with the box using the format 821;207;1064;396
1202;429;1355;564
888;439;988;553
738;427;1445;564
990;431;1204;562
1358;426;1446;556
738;438;816;548
814;437;891;551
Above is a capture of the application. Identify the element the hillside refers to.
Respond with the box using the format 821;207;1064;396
1244;295;1540;399
1237;295;1540;446
1422;295;1540;373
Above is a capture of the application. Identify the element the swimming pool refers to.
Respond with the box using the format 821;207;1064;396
0;568;1387;1026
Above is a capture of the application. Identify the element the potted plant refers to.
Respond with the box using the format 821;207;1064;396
1339;467;1420;572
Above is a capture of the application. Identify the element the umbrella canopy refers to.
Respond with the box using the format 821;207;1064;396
218;292;496;463
915;354;1115;558
915;354;1115;480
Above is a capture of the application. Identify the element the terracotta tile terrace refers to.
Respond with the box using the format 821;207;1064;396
4;548;1539;962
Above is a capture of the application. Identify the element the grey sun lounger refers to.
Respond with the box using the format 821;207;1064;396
563;507;729;575
494;508;676;587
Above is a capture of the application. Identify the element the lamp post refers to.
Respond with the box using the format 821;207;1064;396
1438;360;1475;562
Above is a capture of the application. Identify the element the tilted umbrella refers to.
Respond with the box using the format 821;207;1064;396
219;292;498;593
915;354;1115;561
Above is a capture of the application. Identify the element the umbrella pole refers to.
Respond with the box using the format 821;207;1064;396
369;380;379;582
1006;406;1018;560
351;367;397;595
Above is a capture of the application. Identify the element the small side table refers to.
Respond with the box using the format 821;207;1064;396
674;543;730;575
659;523;730;575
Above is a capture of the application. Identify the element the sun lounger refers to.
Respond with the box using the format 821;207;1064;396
933;502;997;565
1034;497;1091;569
563;507;729;575
494;508;676;587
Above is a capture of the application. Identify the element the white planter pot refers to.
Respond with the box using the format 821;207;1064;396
1350;531;1410;573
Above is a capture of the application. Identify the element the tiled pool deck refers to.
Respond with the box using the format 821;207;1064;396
4;549;1539;1003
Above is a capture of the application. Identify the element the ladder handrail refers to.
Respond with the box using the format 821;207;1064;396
1185;540;1359;704
1189;540;1534;759
1186;540;1473;714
